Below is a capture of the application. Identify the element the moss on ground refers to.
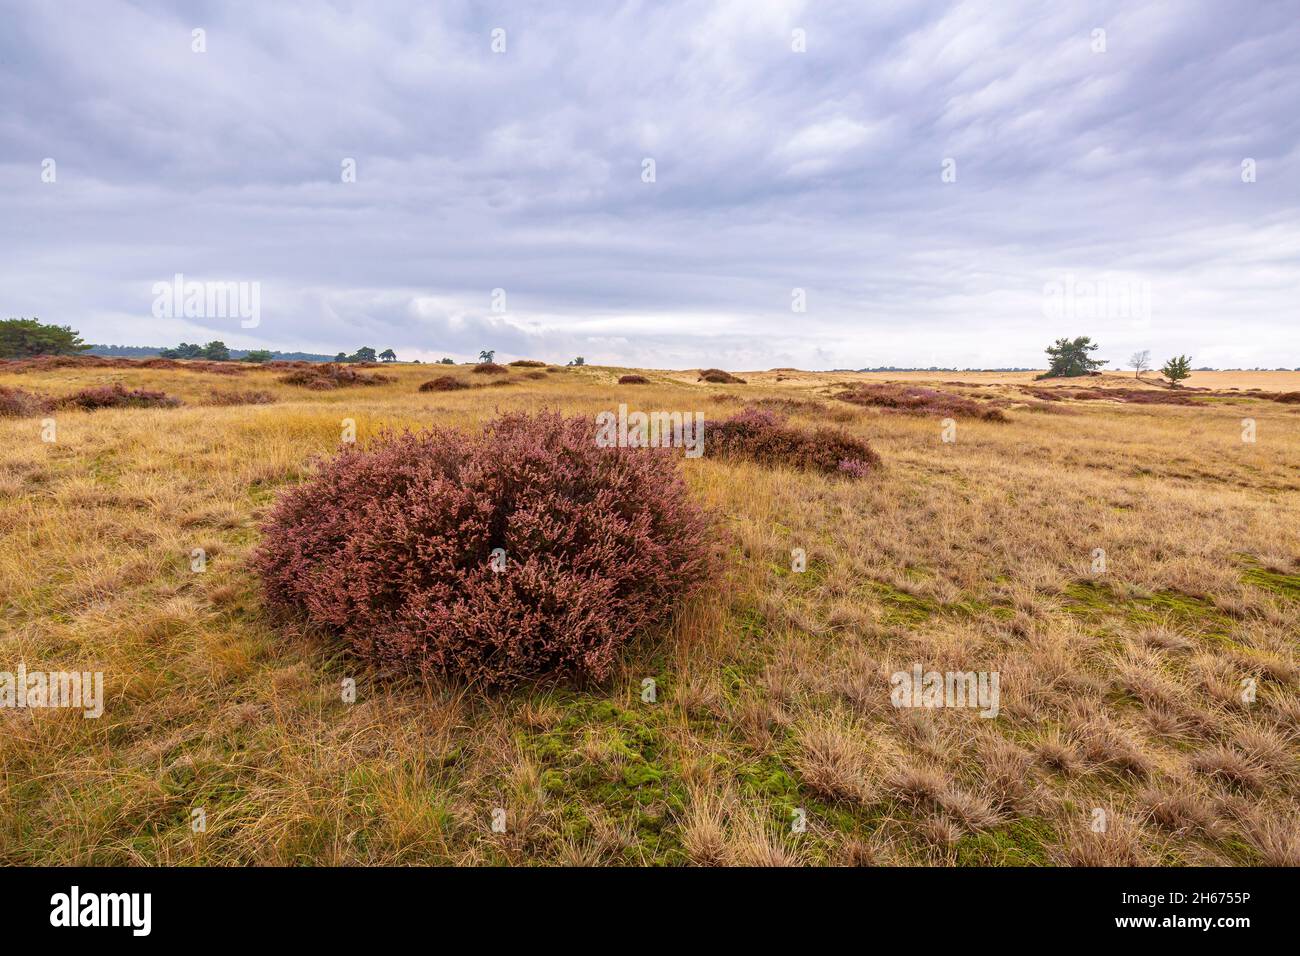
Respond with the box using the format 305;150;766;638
954;816;1056;866
1061;581;1234;640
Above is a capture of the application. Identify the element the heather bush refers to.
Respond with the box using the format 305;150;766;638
706;408;879;478
699;368;746;384
62;383;182;410
618;374;650;384
280;363;393;389
472;362;509;375
0;386;54;417
418;376;470;392
253;410;717;688
836;383;1008;421
508;359;547;367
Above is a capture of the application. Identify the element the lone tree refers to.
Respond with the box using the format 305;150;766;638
353;346;377;363
568;356;585;366
1161;354;1193;387
0;318;91;358
241;349;274;363
438;357;455;364
379;348;397;363
201;340;231;361
478;349;495;364
1129;349;1151;378
1040;336;1107;378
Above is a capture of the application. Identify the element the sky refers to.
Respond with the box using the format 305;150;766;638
1;0;1297;369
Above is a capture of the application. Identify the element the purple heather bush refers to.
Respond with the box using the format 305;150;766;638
253;409;717;688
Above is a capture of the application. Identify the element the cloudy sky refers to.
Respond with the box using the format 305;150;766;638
2;0;1297;369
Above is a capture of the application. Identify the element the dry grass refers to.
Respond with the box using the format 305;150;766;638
0;360;1297;865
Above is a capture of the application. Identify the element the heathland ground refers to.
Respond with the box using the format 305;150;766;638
1;360;1297;865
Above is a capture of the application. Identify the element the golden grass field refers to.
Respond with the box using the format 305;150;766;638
1;360;1297;865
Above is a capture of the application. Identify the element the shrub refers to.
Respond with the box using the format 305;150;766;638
1271;392;1300;404
618;374;650;384
418;376;470;392
508;359;547;367
699;368;746;384
471;362;509;375
706;408;879;478
252;410;717;688
0;386;54;417
836;383;1008;421
280;363;393;389
207;390;276;406
62;383;181;410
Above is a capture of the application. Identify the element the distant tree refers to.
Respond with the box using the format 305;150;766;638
478;349;496;364
241;349;274;363
200;340;231;361
334;352;349;362
0;318;91;358
1161;354;1193;387
379;348;397;363
352;346;377;363
568;356;585;366
1040;336;1107;378
1128;349;1151;378
439;357;455;365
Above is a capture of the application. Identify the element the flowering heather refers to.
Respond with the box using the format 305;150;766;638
471;362;509;375
252;409;718;688
836;383;1008;421
279;363;393;389
0;386;54;417
418;376;470;392
706;408;880;478
508;359;547;367
62;383;182;410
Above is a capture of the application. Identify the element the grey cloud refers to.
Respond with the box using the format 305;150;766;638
1;0;1297;368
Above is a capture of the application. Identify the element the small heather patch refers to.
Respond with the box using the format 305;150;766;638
1019;386;1200;406
418;376;470;392
62;383;182;410
471;362;509;375
252;409;718;688
207;389;276;406
706;408;879;478
508;359;547;367
836;383;1008;421
618;374;650;384
699;368;747;384
0;385;55;417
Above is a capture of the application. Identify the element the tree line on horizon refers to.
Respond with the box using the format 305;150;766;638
4;318;1298;375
